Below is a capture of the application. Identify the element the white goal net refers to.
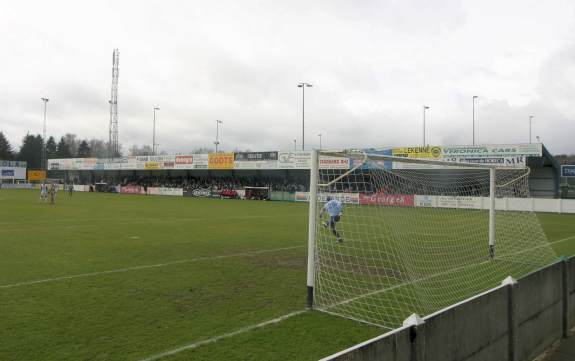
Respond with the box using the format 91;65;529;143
307;150;557;328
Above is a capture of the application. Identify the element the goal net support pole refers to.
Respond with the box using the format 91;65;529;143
489;168;496;258
306;149;319;308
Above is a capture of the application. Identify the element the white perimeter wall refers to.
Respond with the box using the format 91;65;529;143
65;185;575;214
414;195;575;214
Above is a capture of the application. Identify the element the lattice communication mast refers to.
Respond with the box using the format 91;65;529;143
109;48;120;157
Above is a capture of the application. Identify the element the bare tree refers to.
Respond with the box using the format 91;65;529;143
88;139;109;158
63;133;79;156
128;145;154;156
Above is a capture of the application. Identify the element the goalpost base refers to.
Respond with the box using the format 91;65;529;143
307;286;314;309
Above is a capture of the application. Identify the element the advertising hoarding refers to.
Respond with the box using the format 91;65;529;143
27;170;46;181
120;186;143;194
234;151;279;169
358;194;414;206
175;155;194;169
294;192;360;204
0;160;27;180
234;152;278;161
183;187;212;197
208;153;234;169
392;146;442;159
147;187;183;196
319;156;350;170
278;151;312;169
561;165;575;178
144;162;163;170
391;144;542;169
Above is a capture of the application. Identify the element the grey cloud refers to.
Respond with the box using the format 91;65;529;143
2;0;575;155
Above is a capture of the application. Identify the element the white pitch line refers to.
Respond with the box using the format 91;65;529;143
139;310;307;361
0;214;302;228
549;234;575;245
498;234;575;259
0;245;305;289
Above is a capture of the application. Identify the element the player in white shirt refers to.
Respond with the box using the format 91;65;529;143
39;182;48;203
320;196;343;242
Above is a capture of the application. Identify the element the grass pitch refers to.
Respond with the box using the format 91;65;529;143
1;189;575;360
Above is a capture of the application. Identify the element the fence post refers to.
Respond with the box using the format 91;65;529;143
562;256;571;337
403;314;426;361
502;276;518;361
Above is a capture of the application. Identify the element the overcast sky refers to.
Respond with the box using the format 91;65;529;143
1;0;575;155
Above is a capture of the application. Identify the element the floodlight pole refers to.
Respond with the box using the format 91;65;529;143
215;120;223;153
298;83;312;151
472;96;478;145
423;105;430;146
153;107;160;155
41;98;49;170
529;115;534;144
318;133;322;149
489;167;496;258
307;149;319;308
293;139;297;150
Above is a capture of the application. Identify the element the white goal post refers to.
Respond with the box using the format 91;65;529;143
306;149;556;328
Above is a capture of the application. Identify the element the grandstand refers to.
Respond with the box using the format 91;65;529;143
46;143;563;200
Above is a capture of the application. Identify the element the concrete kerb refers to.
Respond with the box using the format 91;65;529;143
318;324;413;361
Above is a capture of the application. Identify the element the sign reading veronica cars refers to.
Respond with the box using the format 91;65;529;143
391;144;542;169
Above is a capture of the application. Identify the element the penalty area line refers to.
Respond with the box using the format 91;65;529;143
138;310;307;361
0;245;305;290
550;234;575;245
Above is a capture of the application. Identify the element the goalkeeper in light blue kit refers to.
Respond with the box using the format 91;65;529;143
320;196;343;243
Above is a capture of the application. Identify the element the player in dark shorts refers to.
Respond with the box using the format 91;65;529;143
319;196;343;242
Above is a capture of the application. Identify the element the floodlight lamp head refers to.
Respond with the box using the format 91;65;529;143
473;95;479;99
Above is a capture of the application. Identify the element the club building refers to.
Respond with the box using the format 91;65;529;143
46;143;563;199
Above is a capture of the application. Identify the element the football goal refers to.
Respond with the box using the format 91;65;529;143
306;149;557;328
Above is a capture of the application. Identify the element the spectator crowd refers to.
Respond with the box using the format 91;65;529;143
89;175;310;193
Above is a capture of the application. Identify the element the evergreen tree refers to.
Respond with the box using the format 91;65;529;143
18;134;43;169
56;137;73;158
0;132;14;160
77;140;91;157
46;136;57;159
